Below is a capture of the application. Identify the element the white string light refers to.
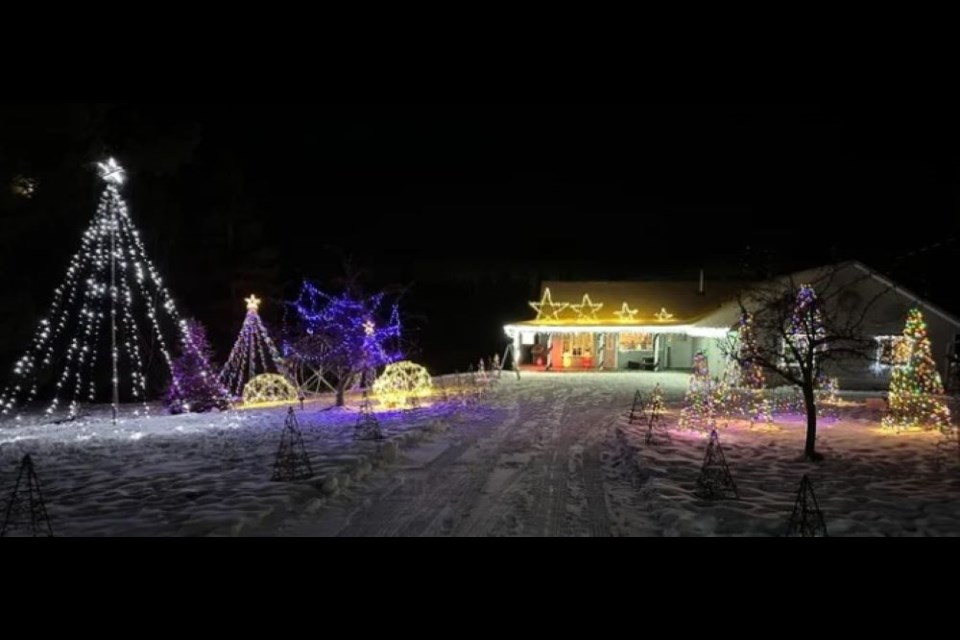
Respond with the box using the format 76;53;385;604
0;160;218;422
220;296;287;398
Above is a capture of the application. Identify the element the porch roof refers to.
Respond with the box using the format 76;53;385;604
515;279;748;326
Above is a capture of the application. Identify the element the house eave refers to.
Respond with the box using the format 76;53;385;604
503;323;729;339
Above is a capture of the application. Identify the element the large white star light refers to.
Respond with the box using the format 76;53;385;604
571;294;603;322
655;308;675;322
613;302;639;322
97;157;126;185
529;288;569;322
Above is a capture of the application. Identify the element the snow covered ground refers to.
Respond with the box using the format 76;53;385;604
275;373;960;537
2;372;958;536
0;383;492;537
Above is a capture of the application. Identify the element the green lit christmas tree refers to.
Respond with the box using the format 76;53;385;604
883;308;951;431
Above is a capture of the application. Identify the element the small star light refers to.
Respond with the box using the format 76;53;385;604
245;295;261;312
97;157;126;185
571;294;603;322
655;308;675;322
364;320;376;336
529;288;569;321
614;302;639;322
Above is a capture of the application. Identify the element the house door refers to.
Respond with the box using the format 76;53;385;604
602;333;617;370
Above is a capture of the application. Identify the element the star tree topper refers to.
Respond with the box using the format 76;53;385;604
614;302;639;322
655;308;675;322
571;294;603;322
245;295;262;313
97;157;126;185
530;288;569;321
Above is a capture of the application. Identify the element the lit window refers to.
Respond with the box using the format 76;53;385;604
875;336;911;367
619;333;654;352
562;334;594;357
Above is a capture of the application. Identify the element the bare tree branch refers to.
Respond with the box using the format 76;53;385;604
721;263;894;460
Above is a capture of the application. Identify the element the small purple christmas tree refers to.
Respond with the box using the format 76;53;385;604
165;320;232;415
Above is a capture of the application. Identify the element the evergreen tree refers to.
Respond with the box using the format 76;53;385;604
735;313;773;423
680;352;715;431
166;320;231;414
883;308;951;431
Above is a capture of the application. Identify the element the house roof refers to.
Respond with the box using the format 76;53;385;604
505;261;960;339
519;279;749;327
695;260;960;332
847;261;960;329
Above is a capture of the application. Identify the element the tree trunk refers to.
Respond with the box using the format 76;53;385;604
802;380;822;461
336;379;346;408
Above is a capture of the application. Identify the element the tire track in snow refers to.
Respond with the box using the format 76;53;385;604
581;443;610;537
335;387;525;537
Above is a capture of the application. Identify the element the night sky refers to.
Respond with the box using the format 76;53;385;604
1;103;958;375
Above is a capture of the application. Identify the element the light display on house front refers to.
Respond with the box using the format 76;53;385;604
505;281;734;373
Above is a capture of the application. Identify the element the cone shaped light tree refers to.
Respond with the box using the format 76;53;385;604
0;158;218;424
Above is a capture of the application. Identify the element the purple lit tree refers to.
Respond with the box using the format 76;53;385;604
220;295;286;398
165;319;231;415
286;281;403;407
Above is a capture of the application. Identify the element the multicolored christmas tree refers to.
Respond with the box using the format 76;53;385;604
220;295;286;398
679;351;715;431
711;362;742;421
165;320;231;414
883;308;951;431
735;312;772;423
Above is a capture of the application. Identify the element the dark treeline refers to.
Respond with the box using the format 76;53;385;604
2;103;958;380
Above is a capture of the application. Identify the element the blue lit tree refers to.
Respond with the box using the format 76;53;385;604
286;281;403;407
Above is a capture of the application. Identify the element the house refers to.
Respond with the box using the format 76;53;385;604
503;261;960;391
503;275;746;375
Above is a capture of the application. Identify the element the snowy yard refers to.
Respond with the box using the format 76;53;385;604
0;388;496;536
2;372;958;536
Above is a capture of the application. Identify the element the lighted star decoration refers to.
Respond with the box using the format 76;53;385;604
364;320;376;336
245;295;261;313
571;294;603;322
97;157;126;185
529;288;569;321
654;308;675;322
613;302;639;322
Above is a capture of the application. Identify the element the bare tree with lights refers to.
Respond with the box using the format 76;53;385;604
286;279;403;408
722;268;883;461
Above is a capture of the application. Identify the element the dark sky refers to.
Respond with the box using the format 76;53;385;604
2;103;958;372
